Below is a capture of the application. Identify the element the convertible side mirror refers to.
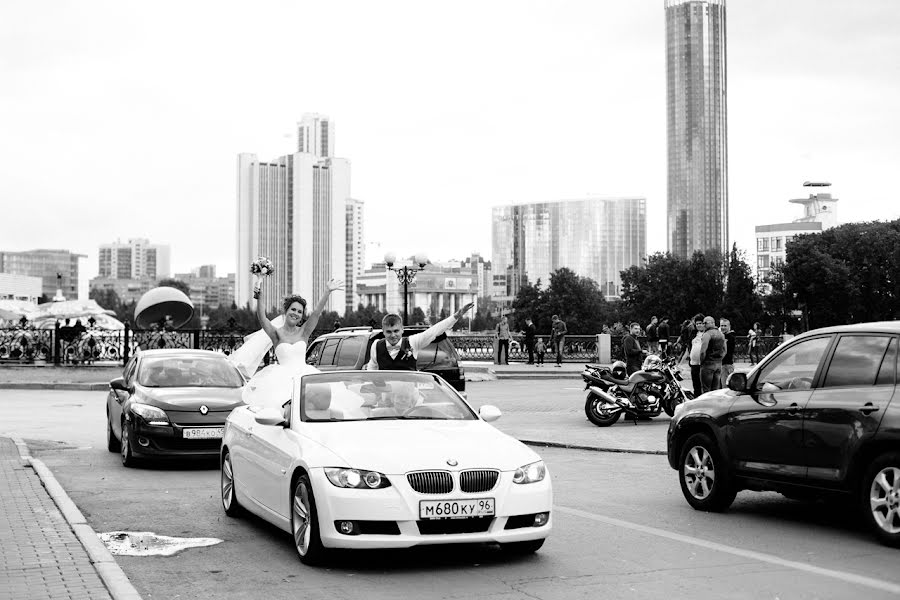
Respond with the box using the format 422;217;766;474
726;372;747;392
254;407;287;427
479;405;502;422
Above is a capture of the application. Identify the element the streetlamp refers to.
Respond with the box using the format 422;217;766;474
384;252;428;325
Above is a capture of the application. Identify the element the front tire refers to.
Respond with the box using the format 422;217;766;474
221;450;243;517
664;389;694;417
292;474;327;565
861;452;900;547
501;538;545;554
584;393;621;427
679;433;735;512
120;419;138;468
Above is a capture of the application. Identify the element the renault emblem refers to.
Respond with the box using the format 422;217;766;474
199;405;209;415
446;459;458;466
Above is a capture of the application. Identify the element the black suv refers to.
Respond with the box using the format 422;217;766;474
305;326;466;394
667;321;900;546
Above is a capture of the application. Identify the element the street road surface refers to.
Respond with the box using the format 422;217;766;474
2;383;899;600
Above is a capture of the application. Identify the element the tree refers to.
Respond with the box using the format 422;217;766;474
719;243;763;332
89;288;121;312
510;268;609;333
510;278;542;329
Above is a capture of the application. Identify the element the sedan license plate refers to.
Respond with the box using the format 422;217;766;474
419;498;495;520
182;427;224;440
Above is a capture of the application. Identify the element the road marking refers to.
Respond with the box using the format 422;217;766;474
555;505;900;595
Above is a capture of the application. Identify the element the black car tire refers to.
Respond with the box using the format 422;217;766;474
500;538;545;554
120;419;138;468
584;393;621;427
860;452;900;547
678;433;736;512
106;410;120;452
221;449;243;517
292;474;327;565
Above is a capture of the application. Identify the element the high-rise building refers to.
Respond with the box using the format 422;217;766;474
492;197;646;303
345;198;365;313
665;0;729;258
0;249;86;300
98;238;171;280
236;114;349;312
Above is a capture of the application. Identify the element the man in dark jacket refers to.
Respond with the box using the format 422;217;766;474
657;317;671;357
699;315;726;393
719;317;736;388
646;316;659;354
522;318;536;364
622;322;645;375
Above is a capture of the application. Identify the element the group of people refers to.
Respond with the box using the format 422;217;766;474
495;315;568;367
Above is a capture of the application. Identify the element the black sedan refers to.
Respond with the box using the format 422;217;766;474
106;348;246;467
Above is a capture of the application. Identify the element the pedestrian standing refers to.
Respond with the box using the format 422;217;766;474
522;318;536;364
550;315;568;367
719;318;736;388
748;321;762;365
496;316;511;365
657;317;671;358
535;337;546;366
646;316;659;354
681;314;704;397
622;322;644;375
699;315;726;393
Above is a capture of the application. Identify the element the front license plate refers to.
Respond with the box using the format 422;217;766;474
182;427;224;440
419;498;495;520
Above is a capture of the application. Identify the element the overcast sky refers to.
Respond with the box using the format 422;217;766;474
2;0;899;283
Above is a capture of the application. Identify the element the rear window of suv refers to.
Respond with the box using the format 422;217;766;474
823;335;897;388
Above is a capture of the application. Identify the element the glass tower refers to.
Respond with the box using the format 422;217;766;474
665;0;728;258
492;198;646;302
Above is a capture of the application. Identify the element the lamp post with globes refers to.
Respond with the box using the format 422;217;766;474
384;252;428;325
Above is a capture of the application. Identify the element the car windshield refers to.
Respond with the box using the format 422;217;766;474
299;371;475;422
138;356;244;388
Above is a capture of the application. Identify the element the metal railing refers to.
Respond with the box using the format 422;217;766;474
0;323;786;367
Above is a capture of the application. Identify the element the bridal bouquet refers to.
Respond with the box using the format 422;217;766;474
250;256;275;276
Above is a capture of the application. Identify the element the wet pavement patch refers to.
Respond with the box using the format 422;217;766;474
99;531;223;556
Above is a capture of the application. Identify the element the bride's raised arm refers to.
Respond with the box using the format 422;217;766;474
254;276;280;345
299;278;345;340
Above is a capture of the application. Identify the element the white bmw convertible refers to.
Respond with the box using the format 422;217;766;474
220;370;552;564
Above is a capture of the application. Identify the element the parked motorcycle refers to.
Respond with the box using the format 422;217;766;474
581;355;694;426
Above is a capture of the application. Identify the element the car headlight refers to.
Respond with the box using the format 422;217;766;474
324;468;391;489
513;460;546;484
130;403;170;426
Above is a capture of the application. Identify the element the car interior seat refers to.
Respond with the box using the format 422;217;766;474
304;383;333;420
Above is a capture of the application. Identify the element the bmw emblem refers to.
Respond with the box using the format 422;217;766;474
446;459;458;466
199;405;209;415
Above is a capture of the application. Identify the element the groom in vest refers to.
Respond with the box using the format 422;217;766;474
366;302;475;371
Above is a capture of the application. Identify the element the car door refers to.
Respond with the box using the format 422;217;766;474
109;355;138;439
240;399;296;517
726;335;832;480
803;335;897;485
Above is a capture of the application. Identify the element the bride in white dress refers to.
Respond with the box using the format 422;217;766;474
228;275;344;408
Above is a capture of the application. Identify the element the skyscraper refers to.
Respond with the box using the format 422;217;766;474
665;0;729;258
236;114;349;312
345;198;365;314
492;197;646;303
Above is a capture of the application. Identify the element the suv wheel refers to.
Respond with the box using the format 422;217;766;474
861;452;900;547
679;433;736;512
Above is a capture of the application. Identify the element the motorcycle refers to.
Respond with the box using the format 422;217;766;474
581;355;694;426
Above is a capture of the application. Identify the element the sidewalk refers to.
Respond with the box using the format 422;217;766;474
0;437;141;600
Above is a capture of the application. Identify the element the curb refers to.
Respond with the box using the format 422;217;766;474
12;437;144;600
521;440;666;455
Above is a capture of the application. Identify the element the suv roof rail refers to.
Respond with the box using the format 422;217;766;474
335;326;374;332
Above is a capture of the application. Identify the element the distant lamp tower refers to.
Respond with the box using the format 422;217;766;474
384;252;428;325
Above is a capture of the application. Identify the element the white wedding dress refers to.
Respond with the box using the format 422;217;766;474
227;317;320;408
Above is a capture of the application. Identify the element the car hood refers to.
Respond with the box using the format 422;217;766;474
299;420;539;473
138;387;244;410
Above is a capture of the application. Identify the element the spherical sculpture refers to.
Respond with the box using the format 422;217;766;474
134;287;194;329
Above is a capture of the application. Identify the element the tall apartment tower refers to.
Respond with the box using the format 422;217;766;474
665;0;729;258
98;238;171;280
236;114;349;312
492;197;646;303
345;198;365;314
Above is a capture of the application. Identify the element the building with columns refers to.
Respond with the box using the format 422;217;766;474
236;113;349;312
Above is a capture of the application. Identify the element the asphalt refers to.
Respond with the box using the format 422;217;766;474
0;359;673;600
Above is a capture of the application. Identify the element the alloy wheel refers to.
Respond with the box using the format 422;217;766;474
222;454;235;511
292;481;312;555
869;466;900;535
684;445;716;500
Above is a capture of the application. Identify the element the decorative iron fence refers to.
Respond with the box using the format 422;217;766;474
0;323;787;367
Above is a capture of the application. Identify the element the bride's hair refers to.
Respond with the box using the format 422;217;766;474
282;294;307;314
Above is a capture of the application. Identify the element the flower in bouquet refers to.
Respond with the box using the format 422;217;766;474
250;256;275;277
